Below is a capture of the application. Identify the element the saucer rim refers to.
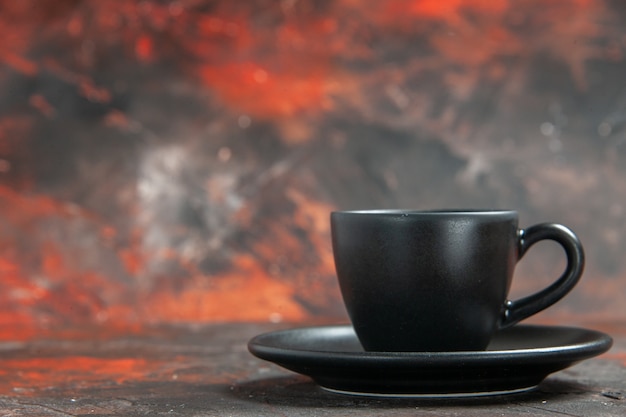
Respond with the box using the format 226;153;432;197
248;324;613;364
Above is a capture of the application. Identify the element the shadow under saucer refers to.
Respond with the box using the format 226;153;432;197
230;374;594;410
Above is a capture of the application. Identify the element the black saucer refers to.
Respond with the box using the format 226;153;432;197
248;324;612;398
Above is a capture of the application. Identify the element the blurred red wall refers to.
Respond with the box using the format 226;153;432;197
1;0;625;338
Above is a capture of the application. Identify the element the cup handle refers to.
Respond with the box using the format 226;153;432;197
499;223;585;329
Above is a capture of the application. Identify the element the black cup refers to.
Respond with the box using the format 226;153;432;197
331;210;584;352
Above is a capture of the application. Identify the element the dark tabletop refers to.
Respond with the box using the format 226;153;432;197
0;321;624;416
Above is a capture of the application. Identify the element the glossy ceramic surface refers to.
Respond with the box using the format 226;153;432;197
248;324;612;398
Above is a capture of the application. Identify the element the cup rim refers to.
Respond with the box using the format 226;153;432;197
331;209;517;216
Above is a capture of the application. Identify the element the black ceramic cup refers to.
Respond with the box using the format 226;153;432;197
331;210;584;352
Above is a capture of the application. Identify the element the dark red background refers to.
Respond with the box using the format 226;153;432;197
1;0;625;342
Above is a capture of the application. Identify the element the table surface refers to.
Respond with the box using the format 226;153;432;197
0;321;624;416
